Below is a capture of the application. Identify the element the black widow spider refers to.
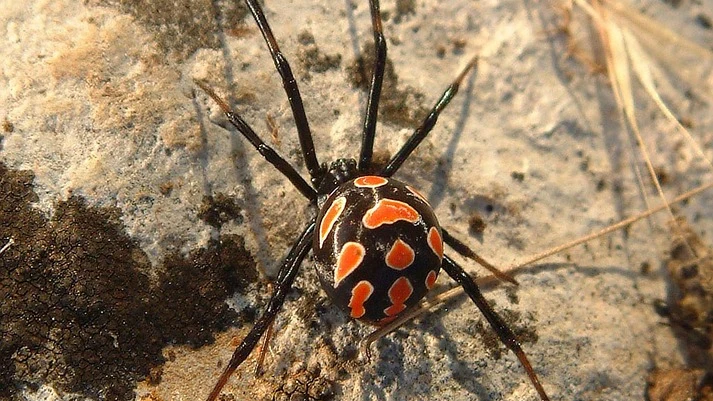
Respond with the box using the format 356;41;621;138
196;0;550;400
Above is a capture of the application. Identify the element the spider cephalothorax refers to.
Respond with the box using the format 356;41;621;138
196;1;551;400
314;158;359;199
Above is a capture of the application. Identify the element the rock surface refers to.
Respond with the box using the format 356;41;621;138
1;0;713;400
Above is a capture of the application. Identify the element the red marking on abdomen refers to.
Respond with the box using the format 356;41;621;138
385;239;415;270
354;175;388;188
319;197;346;248
349;280;374;319
425;270;438;290
384;277;414;316
362;199;420;229
334;242;365;287
427;226;443;259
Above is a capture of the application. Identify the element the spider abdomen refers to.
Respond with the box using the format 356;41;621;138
313;175;443;325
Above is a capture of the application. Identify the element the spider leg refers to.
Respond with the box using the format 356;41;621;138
245;0;325;185
204;219;316;401
380;56;478;177
441;255;550;401
195;80;317;203
357;0;387;172
442;229;518;285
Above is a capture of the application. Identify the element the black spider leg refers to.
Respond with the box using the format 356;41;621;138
205;220;316;401
441;255;550;401
380;55;478;177
195;81;317;203
357;0;387;172
245;0;325;185
442;229;518;285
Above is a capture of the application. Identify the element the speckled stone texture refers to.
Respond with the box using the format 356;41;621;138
1;0;713;400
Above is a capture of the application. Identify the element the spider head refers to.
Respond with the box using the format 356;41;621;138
315;158;358;202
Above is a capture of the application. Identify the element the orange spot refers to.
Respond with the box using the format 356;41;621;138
334;242;365;287
427;227;443;259
406;185;430;205
354;176;388;188
362;199;420;229
425;270;438;289
384;277;413;317
319;197;346;248
385;239;415;270
348;281;374;319
388;277;413;303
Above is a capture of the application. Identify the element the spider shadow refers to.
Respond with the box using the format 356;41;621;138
193;2;283;273
360;294;493;401
425;61;478;209
341;0;476;205
343;0;362;69
359;260;641;400
524;1;656;260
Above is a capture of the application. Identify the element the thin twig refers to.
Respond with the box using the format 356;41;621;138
0;238;14;255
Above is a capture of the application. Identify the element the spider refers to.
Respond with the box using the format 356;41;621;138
196;0;550;400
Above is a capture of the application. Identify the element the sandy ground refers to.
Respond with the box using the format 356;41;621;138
2;0;713;400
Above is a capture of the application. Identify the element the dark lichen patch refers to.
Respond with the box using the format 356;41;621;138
381;0;416;23
297;31;342;79
654;166;670;186
0;163;257;400
155;234;259;345
468;212;486;235
2;119;13;133
596;178;607;192
98;0;249;61
696;13;712;30
395;0;416;21
510;171;525;182
472;320;502;359
198;192;244;229
346;42;429;128
159;181;174;196
662;217;713;371
471;308;537;360
506;287;520;305
646;368;712;401
294;291;326;329
271;367;335;401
